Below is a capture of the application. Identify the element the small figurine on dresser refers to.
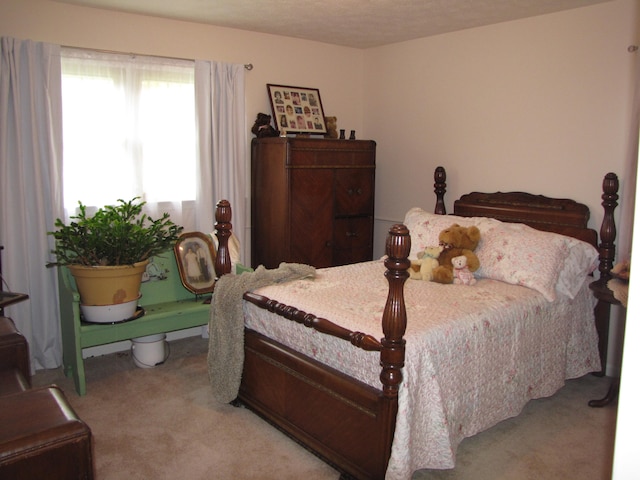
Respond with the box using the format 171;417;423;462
324;116;338;139
251;113;279;138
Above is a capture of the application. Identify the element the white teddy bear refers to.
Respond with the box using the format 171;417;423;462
452;255;476;285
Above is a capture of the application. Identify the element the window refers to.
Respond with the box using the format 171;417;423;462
60;48;196;228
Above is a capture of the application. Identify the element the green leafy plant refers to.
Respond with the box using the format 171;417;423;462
47;198;183;267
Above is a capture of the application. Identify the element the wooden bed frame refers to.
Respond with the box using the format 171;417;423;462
211;166;619;480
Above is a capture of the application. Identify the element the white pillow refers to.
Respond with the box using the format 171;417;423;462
403;208;499;259
556;235;599;298
474;222;566;301
403;208;599;301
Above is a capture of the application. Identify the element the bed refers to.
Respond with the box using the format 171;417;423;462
209;166;619;480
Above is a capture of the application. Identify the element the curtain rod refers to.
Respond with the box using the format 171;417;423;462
62;45;253;70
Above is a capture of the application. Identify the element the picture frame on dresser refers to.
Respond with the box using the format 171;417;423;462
267;84;327;134
173;232;217;294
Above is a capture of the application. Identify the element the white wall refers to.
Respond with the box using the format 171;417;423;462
364;0;638;257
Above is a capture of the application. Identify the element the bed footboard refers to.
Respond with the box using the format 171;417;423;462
238;224;410;480
240;330;394;479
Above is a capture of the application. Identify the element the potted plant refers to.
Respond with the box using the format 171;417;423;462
48;197;183;323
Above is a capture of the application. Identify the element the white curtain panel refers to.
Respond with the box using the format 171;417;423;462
195;61;247;264
0;37;64;371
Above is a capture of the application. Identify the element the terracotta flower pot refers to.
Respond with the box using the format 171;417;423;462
68;260;149;306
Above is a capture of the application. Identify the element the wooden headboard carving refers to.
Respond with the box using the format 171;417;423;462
432;165;598;247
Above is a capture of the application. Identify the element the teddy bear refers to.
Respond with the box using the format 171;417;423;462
431;223;481;284
408;245;443;281
451;255;477;285
251;113;279;138
324;116;338;139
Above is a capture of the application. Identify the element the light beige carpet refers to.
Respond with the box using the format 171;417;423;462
32;336;616;480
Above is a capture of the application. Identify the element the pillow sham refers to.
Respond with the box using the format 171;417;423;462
403;208;499;259
556;235;599;298
403;208;599;301
474;222;566;301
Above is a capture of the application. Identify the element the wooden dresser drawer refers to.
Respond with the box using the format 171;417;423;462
335;169;375;216
333;217;373;250
286;139;376;167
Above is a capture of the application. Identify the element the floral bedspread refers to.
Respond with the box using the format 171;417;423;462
242;259;600;480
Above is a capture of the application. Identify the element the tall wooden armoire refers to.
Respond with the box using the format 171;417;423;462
251;137;376;269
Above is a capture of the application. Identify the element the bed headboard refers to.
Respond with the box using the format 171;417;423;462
455;191;597;246
433;166;620;280
433;166;598;247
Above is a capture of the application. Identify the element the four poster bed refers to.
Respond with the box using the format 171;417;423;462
210;166;619;480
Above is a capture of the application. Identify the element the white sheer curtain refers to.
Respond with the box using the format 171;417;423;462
195;61;247;263
0;37;64;371
60;48;199;230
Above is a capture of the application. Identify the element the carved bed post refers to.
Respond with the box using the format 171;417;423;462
586;172;619;385
214;200;233;278
598;172;619;280
378;224;410;474
434;166;447;215
380;224;411;397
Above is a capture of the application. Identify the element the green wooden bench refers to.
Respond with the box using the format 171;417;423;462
58;251;212;396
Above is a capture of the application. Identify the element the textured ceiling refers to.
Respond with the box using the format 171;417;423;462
53;0;611;49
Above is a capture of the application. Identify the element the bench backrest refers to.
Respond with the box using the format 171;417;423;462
139;251;204;305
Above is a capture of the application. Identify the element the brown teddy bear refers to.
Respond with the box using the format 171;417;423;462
431;223;481;284
251;113;279;138
324;116;338;139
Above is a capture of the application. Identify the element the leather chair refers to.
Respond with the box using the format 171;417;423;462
0;316;95;479
0;316;30;394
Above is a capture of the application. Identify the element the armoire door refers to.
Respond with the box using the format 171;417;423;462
289;168;334;267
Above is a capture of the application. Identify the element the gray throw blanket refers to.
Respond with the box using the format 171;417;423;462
207;262;316;404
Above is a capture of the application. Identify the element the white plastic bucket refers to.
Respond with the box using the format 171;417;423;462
131;333;167;368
